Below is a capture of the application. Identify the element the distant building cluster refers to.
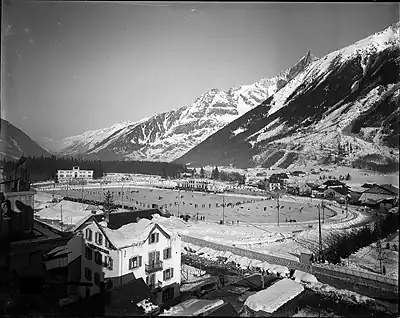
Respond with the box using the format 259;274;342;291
57;166;93;184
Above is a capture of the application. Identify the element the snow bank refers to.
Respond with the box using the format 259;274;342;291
306;282;398;315
245;278;304;314
292;270;318;283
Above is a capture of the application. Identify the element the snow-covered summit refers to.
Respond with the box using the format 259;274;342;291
44;51;315;162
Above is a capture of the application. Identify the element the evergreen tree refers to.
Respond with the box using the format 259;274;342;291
103;191;117;214
214;166;219;180
345;173;351;181
200;167;205;178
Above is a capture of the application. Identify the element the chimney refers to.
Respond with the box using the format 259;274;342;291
104;211;110;224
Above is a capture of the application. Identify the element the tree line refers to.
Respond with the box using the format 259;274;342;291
198;166;246;184
322;212;399;265
1;156;188;182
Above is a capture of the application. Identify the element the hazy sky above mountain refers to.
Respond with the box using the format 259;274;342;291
2;1;398;142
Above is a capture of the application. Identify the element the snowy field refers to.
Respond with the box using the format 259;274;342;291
345;230;399;280
50;186;335;224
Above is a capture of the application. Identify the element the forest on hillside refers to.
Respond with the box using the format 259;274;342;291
1;156;188;182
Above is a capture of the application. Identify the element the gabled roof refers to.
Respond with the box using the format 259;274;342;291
63;278;159;316
94;209;163;230
325;187;349;196
361;183;375;188
379;184;399;196
305;183;319;189
363;185;396;195
323;179;346;187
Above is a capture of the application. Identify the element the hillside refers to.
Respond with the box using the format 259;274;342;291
175;22;400;170
0;119;52;160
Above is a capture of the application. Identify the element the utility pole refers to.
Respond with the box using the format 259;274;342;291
60;204;63;231
222;191;225;224
178;189;181;217
322;199;325;224
122;184;124;210
318;204;323;261
277;191;280;227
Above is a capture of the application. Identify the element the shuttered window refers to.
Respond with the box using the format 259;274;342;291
163;247;172;260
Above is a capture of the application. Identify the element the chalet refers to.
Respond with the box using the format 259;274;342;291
263;180;281;192
286;184;299;195
69;210;181;306
299;183;319;196
268;173;290;190
322;179;349;189
291;171;306;177
323;187;350;201
359;184;399;205
361;183;375;189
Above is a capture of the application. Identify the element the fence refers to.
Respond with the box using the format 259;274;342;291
313;263;398;286
181;235;313;273
181;235;398;295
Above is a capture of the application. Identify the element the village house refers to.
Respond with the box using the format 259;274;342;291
267;173;290;191
321;179;349;189
323;187;350;202
69;210;181;306
359;184;399;205
299;182;319;196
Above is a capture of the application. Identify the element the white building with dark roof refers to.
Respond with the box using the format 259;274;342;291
70;211;181;305
57;166;93;184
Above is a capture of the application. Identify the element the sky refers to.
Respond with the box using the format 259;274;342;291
2;1;398;143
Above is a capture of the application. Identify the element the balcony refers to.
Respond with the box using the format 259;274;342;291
145;261;163;273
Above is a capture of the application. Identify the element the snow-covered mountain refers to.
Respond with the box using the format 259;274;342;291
175;22;400;170
42;120;146;155
0;119;52;160
43;51;316;161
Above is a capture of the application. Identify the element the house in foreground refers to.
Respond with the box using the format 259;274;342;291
69;210;181;306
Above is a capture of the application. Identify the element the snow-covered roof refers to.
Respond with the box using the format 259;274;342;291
101;214;180;249
244;278;304;314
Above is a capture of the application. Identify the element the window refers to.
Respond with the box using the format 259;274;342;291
94;273;100;286
149;232;159;244
163;268;174;281
85;247;93;260
105;256;113;270
95;232;103;246
162;287;174;302
85;228;92;241
105;240;112;249
163;247;172;260
84;268;92;281
146;273;156;286
129;256;142;270
95;251;102;265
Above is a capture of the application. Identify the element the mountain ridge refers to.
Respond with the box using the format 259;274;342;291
41;50;317;161
174;22;400;169
0;119;52;160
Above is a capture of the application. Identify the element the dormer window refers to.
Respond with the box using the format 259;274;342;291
149;232;159;244
85;228;93;241
95;232;103;246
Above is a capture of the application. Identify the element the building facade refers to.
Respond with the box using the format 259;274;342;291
72;213;181;305
57;167;94;184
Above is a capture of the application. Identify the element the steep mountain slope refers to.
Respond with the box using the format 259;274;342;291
0;119;52;160
46;51;317;162
42;119;147;155
175;22;400;170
